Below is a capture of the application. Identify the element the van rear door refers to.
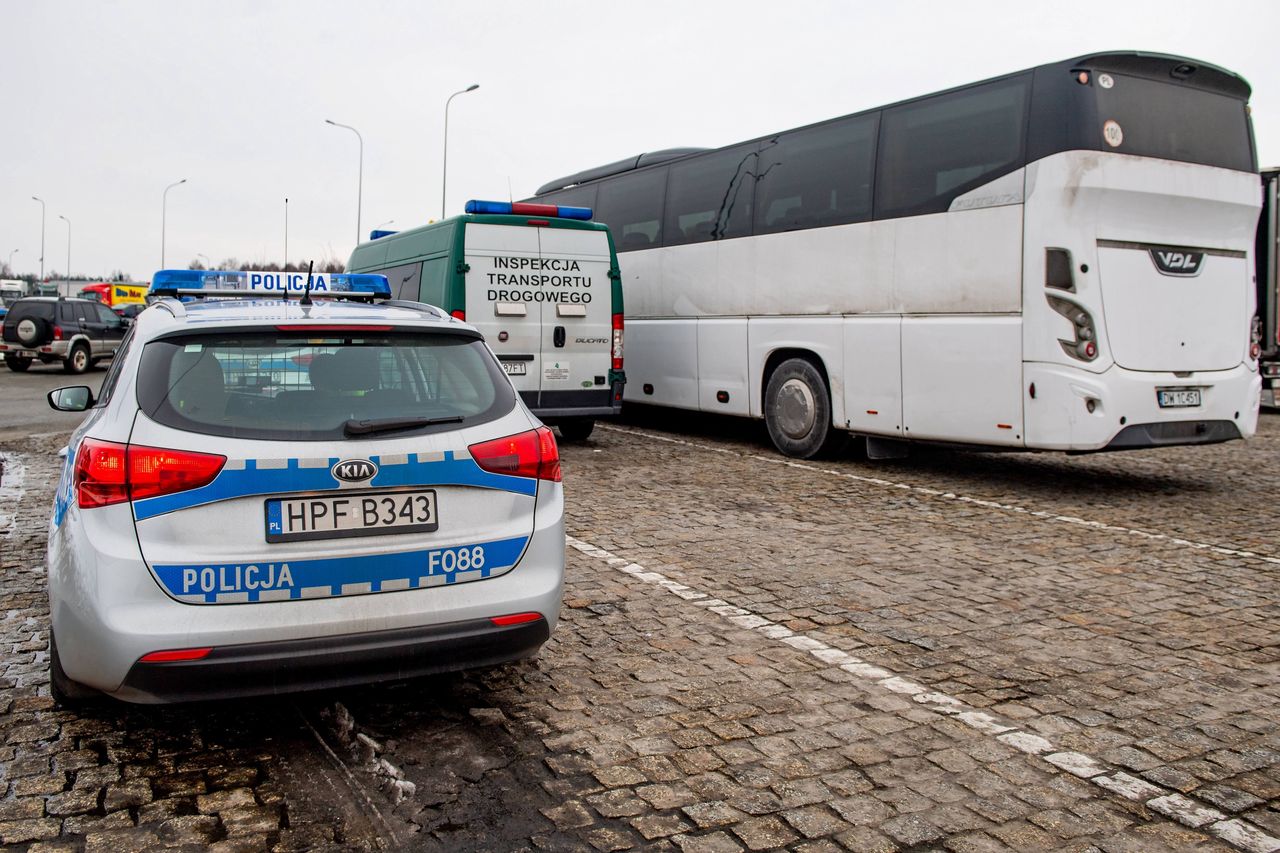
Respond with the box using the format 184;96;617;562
463;224;544;409
535;227;613;409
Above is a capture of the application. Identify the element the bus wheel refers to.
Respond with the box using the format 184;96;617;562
765;358;838;459
558;418;595;442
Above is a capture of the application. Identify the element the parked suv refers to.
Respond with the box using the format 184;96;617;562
1;297;127;373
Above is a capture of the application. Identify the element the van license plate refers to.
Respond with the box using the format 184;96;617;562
265;489;438;542
1157;388;1201;408
502;362;527;376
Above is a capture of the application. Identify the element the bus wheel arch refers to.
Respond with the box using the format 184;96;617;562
762;350;841;458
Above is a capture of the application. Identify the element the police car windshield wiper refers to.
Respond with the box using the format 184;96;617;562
343;415;463;436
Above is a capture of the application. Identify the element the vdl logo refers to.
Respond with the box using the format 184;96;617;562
1150;249;1205;277
332;458;378;483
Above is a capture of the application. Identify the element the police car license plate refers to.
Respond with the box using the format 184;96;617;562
1157;388;1201;408
502;361;527;376
265;489;438;543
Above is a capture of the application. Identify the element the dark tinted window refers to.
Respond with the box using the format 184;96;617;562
58;303;83;323
664;145;757;246
1093;74;1254;172
595;167;668;253
378;262;422;301
94;304;122;325
538;184;599;213
754;115;878;234
9;301;55;323
137;331;514;441
876;75;1030;219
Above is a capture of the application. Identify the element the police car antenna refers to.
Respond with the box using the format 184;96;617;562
300;261;314;306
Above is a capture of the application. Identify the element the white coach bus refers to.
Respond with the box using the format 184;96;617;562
530;52;1263;458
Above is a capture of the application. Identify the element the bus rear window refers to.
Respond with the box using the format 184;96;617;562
1094;75;1254;172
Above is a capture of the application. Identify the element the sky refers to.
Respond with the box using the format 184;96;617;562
2;0;1278;282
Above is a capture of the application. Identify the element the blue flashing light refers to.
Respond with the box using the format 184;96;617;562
464;199;594;221
150;270;248;293
327;274;392;298
370;229;399;240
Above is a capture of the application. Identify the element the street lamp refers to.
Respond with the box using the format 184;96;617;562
161;178;187;268
441;84;479;219
373;219;394;231
6;249;17;273
196;253;210;270
58;215;71;291
325;119;363;244
31;196;45;281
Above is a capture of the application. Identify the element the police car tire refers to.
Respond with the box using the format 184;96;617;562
49;633;98;706
5;355;32;372
64;343;90;374
558;418;595;442
764;358;841;459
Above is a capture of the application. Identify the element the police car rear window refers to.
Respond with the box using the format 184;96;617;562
136;331;514;440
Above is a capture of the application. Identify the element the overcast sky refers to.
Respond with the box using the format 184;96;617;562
3;0;1278;282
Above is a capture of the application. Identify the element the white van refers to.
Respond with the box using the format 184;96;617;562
346;201;624;440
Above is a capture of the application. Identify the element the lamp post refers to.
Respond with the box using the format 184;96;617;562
58;215;70;292
284;198;289;269
196;253;210;270
161;178;187;268
441;84;479;219
324;119;363;244
373;219;394;231
6;249;17;273
31;196;45;281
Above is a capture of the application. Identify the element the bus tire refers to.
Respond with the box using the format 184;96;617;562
558;418;595;442
764;357;839;459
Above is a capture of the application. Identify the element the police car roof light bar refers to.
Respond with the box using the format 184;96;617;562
149;269;392;300
464;199;593;221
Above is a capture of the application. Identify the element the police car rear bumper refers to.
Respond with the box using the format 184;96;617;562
113;616;550;704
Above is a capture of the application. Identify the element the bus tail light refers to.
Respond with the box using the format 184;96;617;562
611;313;624;370
469;426;561;482
1048;295;1099;362
1250;315;1262;361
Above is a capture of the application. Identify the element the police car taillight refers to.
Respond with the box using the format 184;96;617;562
469;426;561;482
612;313;624;370
74;438;226;508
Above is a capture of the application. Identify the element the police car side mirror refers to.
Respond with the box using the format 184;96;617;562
48;386;95;412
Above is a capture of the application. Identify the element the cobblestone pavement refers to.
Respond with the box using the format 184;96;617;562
0;412;1277;852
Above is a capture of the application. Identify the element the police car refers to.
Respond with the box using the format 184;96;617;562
45;270;564;704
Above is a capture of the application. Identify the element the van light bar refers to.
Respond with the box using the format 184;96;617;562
150;269;392;299
464;200;593;221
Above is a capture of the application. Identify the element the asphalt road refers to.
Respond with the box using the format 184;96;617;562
0;357;106;440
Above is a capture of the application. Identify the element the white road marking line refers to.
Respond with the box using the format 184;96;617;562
600;424;1280;567
565;533;1280;853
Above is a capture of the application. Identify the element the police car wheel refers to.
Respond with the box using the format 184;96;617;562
63;343;90;374
4;355;31;372
558;418;595;442
764;358;842;459
49;633;98;707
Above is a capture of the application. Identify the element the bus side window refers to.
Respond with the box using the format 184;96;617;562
596;167;668;252
540;185;598;214
875;74;1030;220
665;144;757;246
754;114;878;235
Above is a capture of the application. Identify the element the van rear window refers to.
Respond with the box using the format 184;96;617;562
137;330;514;440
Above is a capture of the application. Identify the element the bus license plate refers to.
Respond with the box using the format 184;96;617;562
502;361;527;376
265;489;438;542
1157;388;1201;408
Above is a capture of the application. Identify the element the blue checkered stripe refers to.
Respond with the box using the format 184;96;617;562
154;534;529;603
132;450;536;522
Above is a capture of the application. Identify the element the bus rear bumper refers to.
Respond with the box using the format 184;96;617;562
1023;361;1260;452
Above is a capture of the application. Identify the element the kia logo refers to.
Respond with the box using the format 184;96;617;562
332;458;378;483
1150;249;1204;277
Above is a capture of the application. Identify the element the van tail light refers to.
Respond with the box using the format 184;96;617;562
611;313;624;370
469;426;561;482
450;310;466;322
74;439;226;508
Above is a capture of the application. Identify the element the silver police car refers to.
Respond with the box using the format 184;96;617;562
46;270;564;704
